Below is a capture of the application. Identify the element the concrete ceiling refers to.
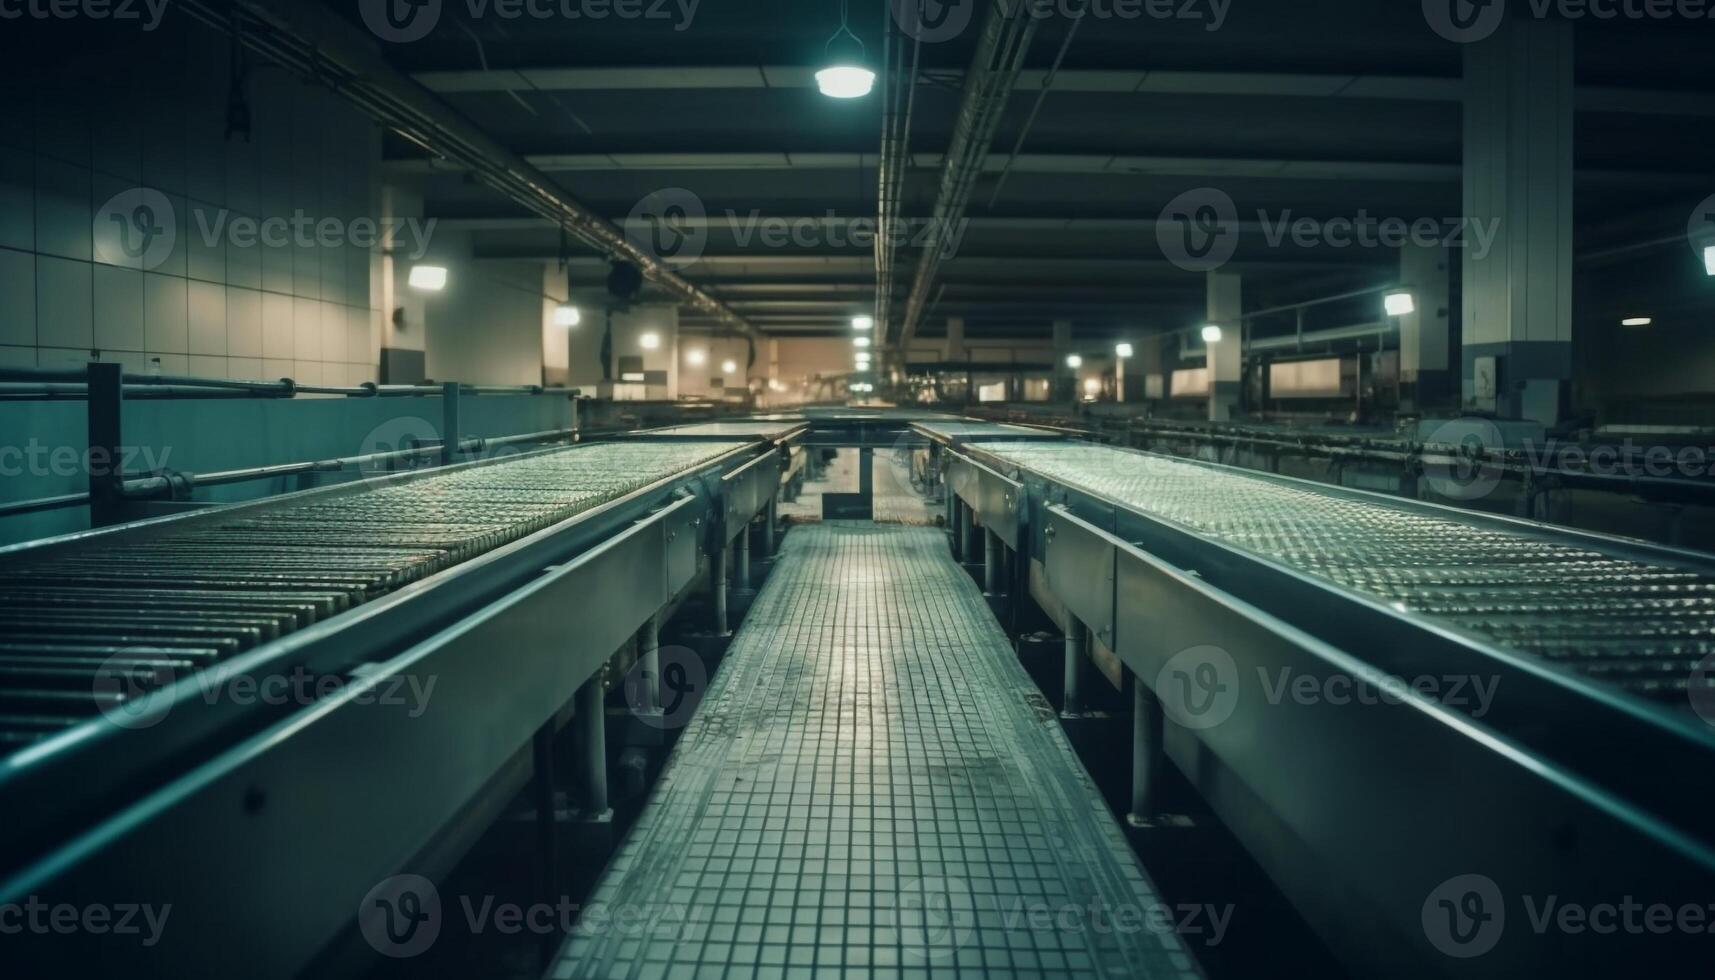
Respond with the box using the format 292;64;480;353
347;0;1714;340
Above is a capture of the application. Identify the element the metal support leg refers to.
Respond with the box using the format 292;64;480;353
440;381;461;466
983;529;1001;595
962;505;980;564
531;722;559;894
637;615;660;714
736;525;751;591
1128;675;1163;826
764;497;778;557
1063;622;1086;717
573;674;610;820
950;495;964;555
86;362;124;528
713;545;730;635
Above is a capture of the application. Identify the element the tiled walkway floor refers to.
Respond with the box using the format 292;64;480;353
552;524;1201;979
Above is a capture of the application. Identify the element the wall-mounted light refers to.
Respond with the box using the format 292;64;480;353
1621;317;1653;327
1200;325;1223;344
1114;342;1133;358
1384;291;1416;317
686;348;706;366
851;314;874;330
721;359;738;375
554;304;581;327
640;332;661;350
408;265;447;291
854;336;871;348
1065;354;1083;369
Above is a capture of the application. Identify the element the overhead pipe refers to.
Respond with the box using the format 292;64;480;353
873;10;920;359
894;0;1043;350
180;0;754;338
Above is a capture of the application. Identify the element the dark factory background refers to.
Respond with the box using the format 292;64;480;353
1;1;1713;978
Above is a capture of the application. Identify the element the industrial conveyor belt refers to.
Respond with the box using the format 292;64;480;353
0;440;744;750
553;524;1201;979
977;442;1715;708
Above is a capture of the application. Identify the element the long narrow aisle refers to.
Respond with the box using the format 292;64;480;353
552;524;1202;979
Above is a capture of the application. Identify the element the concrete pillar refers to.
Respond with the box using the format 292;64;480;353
1399;242;1452;413
1207;272;1243;421
1462;19;1573;424
1053;318;1073;399
1134;335;1165;405
944;315;966;363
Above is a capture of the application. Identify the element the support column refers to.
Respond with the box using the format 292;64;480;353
983;529;1001;595
962;505;980;564
1052;318;1073;400
1207;272;1243;421
944;315;966;363
763;497;778;557
637;615;660;715
951;492;965;554
531;721;559;902
1062;621;1086;717
1128;675;1163;826
735;524;751;592
1462;19;1573;424
1399;242;1453;413
712;544;729;634
572;674;611;820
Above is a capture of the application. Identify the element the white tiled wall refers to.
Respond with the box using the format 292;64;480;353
0;22;383;385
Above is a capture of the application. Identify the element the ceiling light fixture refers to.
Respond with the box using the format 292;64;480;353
854;336;871;348
1065;354;1082;369
1384;291;1416;317
816;0;875;99
1621;317;1653;327
1114;342;1133;358
851;314;874;330
1200;325;1223;344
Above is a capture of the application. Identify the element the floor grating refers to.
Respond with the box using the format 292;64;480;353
551;523;1201;979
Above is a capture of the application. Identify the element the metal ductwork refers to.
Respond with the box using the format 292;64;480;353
180;0;755;338
873;10;919;357
890;0;1042;350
